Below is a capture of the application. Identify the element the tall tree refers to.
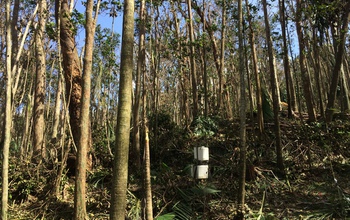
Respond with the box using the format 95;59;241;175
132;0;146;171
1;0;12;219
110;0;135;218
143;71;153;220
219;0;226;112
33;0;47;163
55;0;83;147
263;0;285;171
279;0;296;116
74;0;100;218
325;1;350;122
236;0;247;218
295;0;316;122
186;0;199;119
245;1;264;136
11;0;19;64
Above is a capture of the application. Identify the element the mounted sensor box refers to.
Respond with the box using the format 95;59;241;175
190;164;209;179
193;146;209;161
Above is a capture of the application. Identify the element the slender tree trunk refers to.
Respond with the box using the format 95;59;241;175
74;0;99;219
1;0;12;219
52;75;63;140
325;2;350;122
192;1;221;111
340;66;350;112
262;0;285;172
245;1;264;137
33;0;47;163
172;2;189;126
245;44;254;121
11;5;38;100
132;0;146;171
11;0;19;64
110;0;134;218
279;0;294;118
236;0;247;218
312;28;325;119
202;8;208;117
218;0;226;112
186;0;198;119
143;70;153;220
20;93;33;160
55;0;82;146
295;0;316;122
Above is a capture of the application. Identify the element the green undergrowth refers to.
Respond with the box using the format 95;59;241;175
5;115;350;219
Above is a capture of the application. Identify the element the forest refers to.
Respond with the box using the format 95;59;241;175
0;0;350;219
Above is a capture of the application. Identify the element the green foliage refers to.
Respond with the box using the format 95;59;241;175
126;190;142;220
173;202;193;220
46;22;57;40
93;25;120;75
88;167;111;188
70;9;85;34
8;161;50;204
155;212;176;220
92;125;114;167
192;116;218;138
170;184;220;219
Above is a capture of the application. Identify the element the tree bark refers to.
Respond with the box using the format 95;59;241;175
143;73;153;219
110;0;134;218
236;0;246;218
74;0;100;219
132;0;146;171
295;0;316;122
311;27;325;119
263;0;285;172
245;1;264;136
55;0;83;146
186;0;199;119
33;0;47;163
218;0;226;112
11;0;19;64
325;2;350;122
279;0;295;117
52;75;63;140
1;0;12;219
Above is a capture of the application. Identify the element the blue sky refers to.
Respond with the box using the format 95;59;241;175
75;1;123;49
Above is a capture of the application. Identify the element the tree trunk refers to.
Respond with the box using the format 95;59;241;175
236;0;247;218
279;0;295;118
325;2;350;122
340;66;350;112
143;72;153;219
52;75;63;140
1;0;12;219
172;2;190;126
132;0;146;171
110;0;134;218
11;0;19;64
312;27;325;119
245;1;264;137
186;0;198;119
74;0;99;219
202;6;208;117
218;0;226;112
55;0;82;146
295;0;316;122
33;0;47;163
263;0;285;172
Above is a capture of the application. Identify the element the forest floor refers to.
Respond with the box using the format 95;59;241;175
6;113;350;219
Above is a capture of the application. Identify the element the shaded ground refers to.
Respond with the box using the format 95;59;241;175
6;115;350;219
